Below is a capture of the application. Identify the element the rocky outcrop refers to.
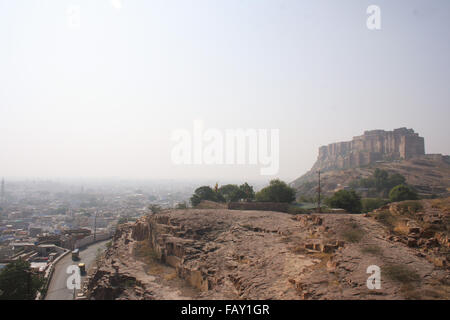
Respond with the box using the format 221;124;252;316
370;198;450;270
312;128;425;172
292;154;450;197
87;206;449;300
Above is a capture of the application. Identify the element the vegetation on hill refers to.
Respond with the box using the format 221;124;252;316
190;183;256;207
255;179;296;203
190;186;223;206
293;156;450;199
190;180;295;207
389;184;419;202
325;190;362;213
361;198;389;212
218;183;255;202
349;168;406;197
0;259;45;300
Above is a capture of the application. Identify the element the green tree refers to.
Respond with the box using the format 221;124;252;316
350;169;407;197
0;259;45;300
218;184;241;202
386;173;406;190
389;184;418;202
190;186;224;206
326;190;362;213
255;179;296;203
238;183;255;202
374;168;389;191
218;183;255;202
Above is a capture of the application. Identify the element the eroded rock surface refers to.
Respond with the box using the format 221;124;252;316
87;206;449;300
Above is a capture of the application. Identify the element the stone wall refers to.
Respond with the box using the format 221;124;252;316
228;202;289;213
312;128;425;171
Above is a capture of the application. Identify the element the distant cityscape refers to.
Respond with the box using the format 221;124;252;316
0;178;231;273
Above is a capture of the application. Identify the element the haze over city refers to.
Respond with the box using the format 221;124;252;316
1;0;449;182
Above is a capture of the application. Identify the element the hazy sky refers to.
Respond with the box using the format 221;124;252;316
0;0;449;182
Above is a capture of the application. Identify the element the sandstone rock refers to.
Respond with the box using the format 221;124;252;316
433;257;446;268
88;204;449;300
407;238;418;247
326;259;338;273
408;227;421;235
321;244;336;253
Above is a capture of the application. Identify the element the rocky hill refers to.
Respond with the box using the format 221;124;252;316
292;154;450;197
85;200;449;300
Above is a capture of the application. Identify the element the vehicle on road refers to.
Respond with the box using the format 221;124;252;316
72;249;80;261
78;263;86;275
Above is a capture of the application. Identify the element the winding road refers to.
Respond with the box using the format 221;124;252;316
45;240;109;300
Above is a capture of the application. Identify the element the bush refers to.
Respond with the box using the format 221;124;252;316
389;184;418;202
190;186;224;207
350;169;407;197
255;179;296;203
361;198;389;212
218;183;255;202
325;190;362;213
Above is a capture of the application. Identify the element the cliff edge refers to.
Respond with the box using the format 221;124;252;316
86;204;449;300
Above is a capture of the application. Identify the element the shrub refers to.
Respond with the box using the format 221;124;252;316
190;186;224;207
350;169;407;197
255;179;296;203
326;190;362;213
361;198;389;212
389;185;418;202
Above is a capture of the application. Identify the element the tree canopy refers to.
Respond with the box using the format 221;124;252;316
190;186;224;206
218;183;255;202
389;184;418;202
255;179;296;203
349;169;407;197
0;259;44;300
190;183;255;206
325;190;362;213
